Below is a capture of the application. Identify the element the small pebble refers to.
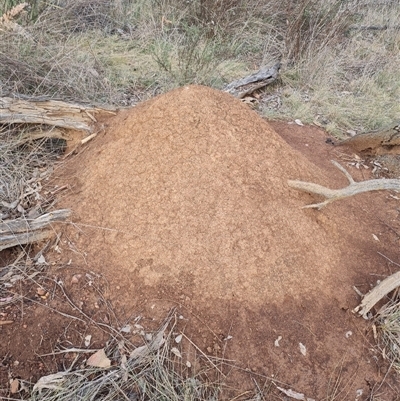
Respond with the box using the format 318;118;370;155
71;274;82;284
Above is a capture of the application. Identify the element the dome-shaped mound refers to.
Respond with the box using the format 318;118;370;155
62;85;347;304
57;85;395;397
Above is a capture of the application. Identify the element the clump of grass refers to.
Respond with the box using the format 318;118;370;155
0;125;64;221
0;0;274;101
0;30;118;102
27;313;222;401
1;1;400;130
284;0;352;62
375;298;400;371
267;0;400;136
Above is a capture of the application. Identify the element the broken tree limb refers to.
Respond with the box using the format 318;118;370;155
336;121;400;155
0;209;71;251
223;62;281;99
0;97;116;132
288;160;400;209
353;270;400;319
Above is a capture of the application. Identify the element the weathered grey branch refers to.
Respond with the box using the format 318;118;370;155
353;270;400;319
223;62;281;99
0;209;71;250
288;160;400;209
0;97;116;132
337;122;400;155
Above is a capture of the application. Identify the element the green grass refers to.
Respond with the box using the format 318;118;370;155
376;300;400;372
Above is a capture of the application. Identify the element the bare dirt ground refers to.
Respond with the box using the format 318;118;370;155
2;85;400;399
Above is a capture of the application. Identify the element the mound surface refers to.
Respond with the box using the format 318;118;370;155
58;85;395;396
63;86;343;303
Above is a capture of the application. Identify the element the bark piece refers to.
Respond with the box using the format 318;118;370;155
0;209;71;250
337;122;400;155
223;62;281;98
0;97;116;132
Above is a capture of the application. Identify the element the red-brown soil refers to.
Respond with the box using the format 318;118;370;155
2;85;400;399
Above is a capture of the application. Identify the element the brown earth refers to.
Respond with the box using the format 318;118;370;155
2;85;400;399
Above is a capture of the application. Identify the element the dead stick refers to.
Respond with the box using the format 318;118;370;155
353;270;400;319
288;161;400;209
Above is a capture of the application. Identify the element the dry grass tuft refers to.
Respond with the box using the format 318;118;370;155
0;2;28;24
24;309;235;401
1;0;398;134
375;298;400;372
269;0;400;135
0;125;65;221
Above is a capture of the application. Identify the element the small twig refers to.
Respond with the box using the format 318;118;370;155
53;279;123;340
332;160;354;184
39;348;101;357
27;296;86;323
81;133;97;144
377;252;400;268
352;286;364;297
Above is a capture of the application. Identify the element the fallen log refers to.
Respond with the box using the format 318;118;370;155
336;122;400;155
0;209;71;251
0;96;116;132
223;62;281;99
288;160;400;209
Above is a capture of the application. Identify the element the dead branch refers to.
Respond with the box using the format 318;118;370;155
0;209;71;251
223;62;281;99
0;97;116;132
288;160;400;209
353;270;400;319
336;122;400;155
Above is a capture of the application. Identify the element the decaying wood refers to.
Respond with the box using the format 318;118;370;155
18;127;70;144
353;270;400;319
337;122;400;155
0;209;71;251
0;97;116;132
288;160;400;209
223;62;281;98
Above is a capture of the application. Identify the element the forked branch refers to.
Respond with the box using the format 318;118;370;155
288;161;400;209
